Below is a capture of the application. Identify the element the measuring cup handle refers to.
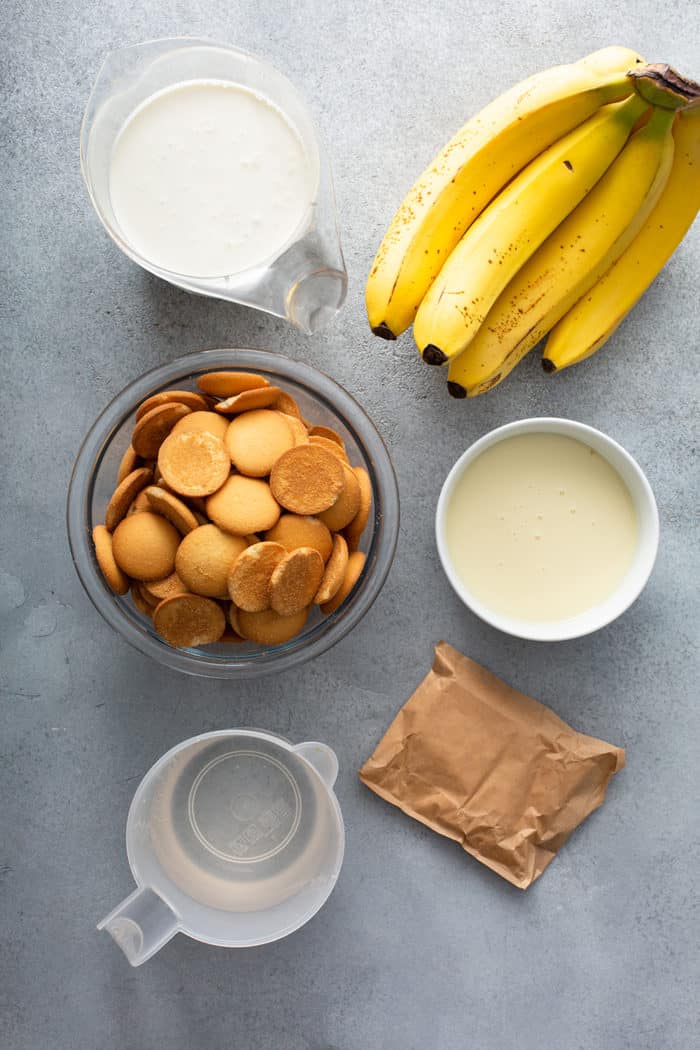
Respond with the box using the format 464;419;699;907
293;741;339;788
98;886;180;966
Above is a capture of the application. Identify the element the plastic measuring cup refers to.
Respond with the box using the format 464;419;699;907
99;730;344;965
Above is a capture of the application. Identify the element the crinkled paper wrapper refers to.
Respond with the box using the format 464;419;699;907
360;642;625;888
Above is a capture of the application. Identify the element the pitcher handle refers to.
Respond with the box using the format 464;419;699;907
293;741;339;788
98;886;180;966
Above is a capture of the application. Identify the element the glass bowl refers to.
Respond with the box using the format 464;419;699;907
67;349;399;678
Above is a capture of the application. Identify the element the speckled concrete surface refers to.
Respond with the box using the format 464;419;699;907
1;3;699;1048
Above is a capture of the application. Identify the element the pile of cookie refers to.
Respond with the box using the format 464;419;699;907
92;371;371;649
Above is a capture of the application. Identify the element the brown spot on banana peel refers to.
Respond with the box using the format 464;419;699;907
629;64;700;110
422;345;448;366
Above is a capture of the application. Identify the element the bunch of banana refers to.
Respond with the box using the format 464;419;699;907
366;50;700;397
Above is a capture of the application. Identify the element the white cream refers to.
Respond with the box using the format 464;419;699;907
445;432;638;622
108;80;313;277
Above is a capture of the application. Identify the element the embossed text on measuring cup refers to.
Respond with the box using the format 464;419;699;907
187;750;302;864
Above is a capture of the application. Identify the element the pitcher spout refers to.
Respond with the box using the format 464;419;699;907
98;886;180;966
287;264;347;336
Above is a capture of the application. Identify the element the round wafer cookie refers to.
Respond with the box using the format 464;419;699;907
157;430;230;497
92;525;129;595
197;371;270;397
227;541;286;612
153;594;226;647
171;410;229;442
320;551;366;615
111;512;180;581
214;386;282;415
344;467;372;548
144;486;199;534
131;581;155;618
135;390;210;421
314;533;349;604
206;476;280;535
276;412;309;446
132;402;192;458
225;409;296;477
265;514;332;562
105;466;153;531
175;524;247;598
236;606;309;645
141;571;188;604
273;391;302;419
127;490;152;515
318;465;361;532
116;445;141;484
308;425;346;450
270;547;324;616
308;435;350;464
269;445;344;515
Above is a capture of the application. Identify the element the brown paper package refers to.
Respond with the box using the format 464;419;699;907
359;642;625;889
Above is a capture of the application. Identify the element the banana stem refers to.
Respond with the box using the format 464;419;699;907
613;92;651;123
645;105;677;135
630;63;700;111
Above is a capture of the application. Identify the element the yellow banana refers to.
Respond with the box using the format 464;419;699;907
365;46;644;340
542;110;700;372
412;93;647;364
446;105;676;398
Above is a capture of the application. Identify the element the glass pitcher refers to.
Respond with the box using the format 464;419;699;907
98;729;344;965
80;38;347;334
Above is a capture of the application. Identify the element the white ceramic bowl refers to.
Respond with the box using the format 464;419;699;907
435;418;659;641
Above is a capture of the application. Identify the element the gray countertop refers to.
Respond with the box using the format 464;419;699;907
2;3;699;1048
